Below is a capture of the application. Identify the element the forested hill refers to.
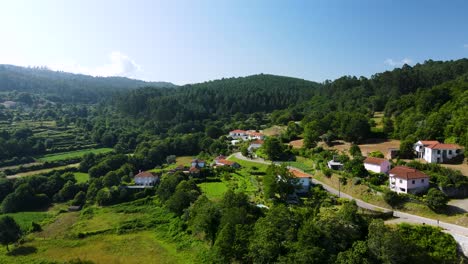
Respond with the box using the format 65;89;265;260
116;74;322;122
0;65;176;103
274;58;468;147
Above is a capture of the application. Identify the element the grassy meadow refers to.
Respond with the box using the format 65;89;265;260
0;199;204;264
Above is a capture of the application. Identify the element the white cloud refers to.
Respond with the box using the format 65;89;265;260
384;58;413;67
49;51;141;78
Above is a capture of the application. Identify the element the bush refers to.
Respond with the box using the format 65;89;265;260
426;188;448;211
383;190;405;208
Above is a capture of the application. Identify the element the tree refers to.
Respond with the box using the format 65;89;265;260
0;216;22;252
189;196;220;245
303;122;321;148
426;188;448;211
369;151;385;158
399;140;414;159
349;144;362;157
166;155;176;164
367;219;409;264
263;137;285;161
263;165;298;202
383;190;404;208
72;191;86;206
205;126;223;139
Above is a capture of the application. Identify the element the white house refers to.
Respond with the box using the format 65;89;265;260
388;166;429;194
248;140;264;152
134;171;159;186
289;169;312;194
363;157;391;174
246;130;265;140
414;140;463;163
229;130;248;139
191;159;205;168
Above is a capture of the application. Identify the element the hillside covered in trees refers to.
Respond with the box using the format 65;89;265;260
0;65;176;103
271;59;468;148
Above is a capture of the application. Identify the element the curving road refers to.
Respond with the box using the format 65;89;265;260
230;152;468;247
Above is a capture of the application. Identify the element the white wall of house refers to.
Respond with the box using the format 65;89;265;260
389;175;429;194
135;177;156;186
364;161;390;174
424;148;459;163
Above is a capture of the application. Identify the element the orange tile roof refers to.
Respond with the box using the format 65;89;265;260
389;166;428;180
364;157;389;165
420;140;440;145
427;143;462;150
289;169;312;178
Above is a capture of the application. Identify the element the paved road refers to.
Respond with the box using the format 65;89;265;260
230;152;468;238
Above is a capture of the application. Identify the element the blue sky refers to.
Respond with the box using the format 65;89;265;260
0;0;467;85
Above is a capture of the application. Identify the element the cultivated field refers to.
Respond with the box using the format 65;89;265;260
38;148;113;162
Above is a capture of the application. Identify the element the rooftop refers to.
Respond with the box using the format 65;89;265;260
389;166;428;180
364;156;389;165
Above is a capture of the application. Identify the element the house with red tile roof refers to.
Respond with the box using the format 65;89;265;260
229;129;247;139
388;166;429;194
363;157;391;174
289;169;312;194
134;170;159;186
414;140;463;163
214;156;241;168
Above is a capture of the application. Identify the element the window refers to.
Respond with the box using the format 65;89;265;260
399;179;402;183
449;150;452;154
437;150;441;154
421;179;424;183
412;180;415;184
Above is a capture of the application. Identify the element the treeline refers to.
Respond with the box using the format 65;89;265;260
115;74;320;126
0;65;175;103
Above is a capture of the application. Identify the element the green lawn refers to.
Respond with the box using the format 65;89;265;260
282;156;314;172
198;182;228;200
38;148;113;162
73;172;90;183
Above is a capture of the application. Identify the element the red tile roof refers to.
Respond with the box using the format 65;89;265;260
420;140;440;145
251;140;264;145
247;131;264;137
364;157;389;165
427;143;462;150
230;129;246;133
389;166;428;180
135;171;156;178
289;169;312;178
217;159;235;166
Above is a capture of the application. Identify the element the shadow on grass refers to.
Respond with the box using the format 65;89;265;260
439;205;467;216
6;246;37;256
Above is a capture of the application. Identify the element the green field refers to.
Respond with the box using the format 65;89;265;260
0;199;204;264
227;157;267;203
282;156;315;173
198;182;228;200
7;163;80;179
73;172;90;183
3;212;51;232
38;148;113;162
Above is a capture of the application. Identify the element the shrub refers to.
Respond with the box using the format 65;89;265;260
426;188;448;211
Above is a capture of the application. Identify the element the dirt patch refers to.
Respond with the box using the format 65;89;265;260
319;139;401;157
289;139;304;149
262;125;286;136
